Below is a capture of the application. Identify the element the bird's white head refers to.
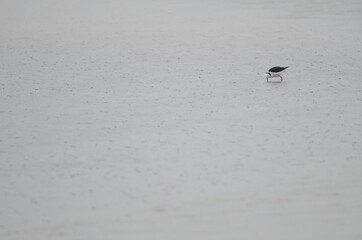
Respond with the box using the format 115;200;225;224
265;72;271;81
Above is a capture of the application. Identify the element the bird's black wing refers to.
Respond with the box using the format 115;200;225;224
268;66;289;73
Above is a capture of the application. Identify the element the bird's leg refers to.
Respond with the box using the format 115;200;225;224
280;76;283;81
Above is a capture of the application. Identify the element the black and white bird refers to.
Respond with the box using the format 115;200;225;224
265;66;289;82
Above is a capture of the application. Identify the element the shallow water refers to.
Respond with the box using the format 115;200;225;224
1;1;362;239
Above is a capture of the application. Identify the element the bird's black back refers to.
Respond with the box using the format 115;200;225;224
268;66;289;73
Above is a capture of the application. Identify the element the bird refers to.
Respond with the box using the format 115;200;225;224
265;66;289;82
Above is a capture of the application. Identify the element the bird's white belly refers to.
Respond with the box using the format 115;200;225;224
269;72;281;78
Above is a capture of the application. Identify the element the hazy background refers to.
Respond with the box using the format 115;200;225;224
1;0;362;239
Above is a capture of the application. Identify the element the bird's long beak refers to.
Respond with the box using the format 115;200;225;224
265;74;269;82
